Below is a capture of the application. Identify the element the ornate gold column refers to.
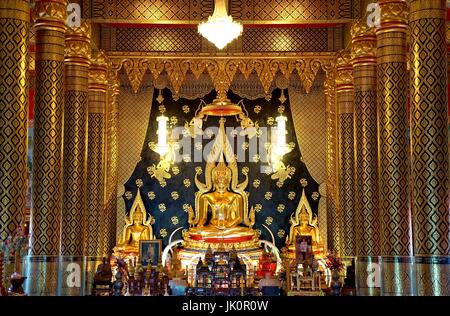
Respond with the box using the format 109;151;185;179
84;50;108;295
376;0;414;296
25;0;67;296
0;0;29;240
58;21;91;296
335;51;355;258
325;69;341;255
351;19;381;296
410;0;450;296
101;72;120;257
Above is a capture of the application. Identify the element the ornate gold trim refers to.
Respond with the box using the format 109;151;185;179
108;52;335;94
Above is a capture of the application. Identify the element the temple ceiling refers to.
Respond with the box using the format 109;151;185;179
81;0;354;25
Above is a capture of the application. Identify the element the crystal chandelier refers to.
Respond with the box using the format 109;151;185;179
198;0;243;49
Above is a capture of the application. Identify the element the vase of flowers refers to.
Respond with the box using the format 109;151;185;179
325;253;344;296
0;226;30;296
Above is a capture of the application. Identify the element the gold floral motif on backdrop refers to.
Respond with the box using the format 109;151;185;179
171;216;179;225
300;178;308;187
158;203;167;212
252;154;260;163
254;105;262;114
160;228;168;238
254;204;263;213
288;191;296;200
125;191;133;200
267;117;274;126
253;179;261;188
265;217;273;225
171;191;179;200
171;166;180;175
170;116;178;125
277;204;285;213
195;166;203;174
182;204;191;212
182;105;190;113
148;191;156;200
311;192;319;200
183;179;191;188
108;53;334;96
278;229;286;239
264;192;272;200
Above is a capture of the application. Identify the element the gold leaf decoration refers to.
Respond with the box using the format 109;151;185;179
160;228;168;238
171;191;179;200
148;191;156;200
182;204;191;212
265;217;273;225
264;192;272;200
277;204;285;213
254;204;263;213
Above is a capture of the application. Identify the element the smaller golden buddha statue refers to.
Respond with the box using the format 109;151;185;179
285;189;322;255
114;188;154;256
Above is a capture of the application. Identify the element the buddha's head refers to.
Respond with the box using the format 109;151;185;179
212;162;232;193
133;206;144;224
299;207;310;226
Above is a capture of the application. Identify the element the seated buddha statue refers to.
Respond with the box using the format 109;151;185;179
285;189;322;254
187;159;256;241
114;188;154;256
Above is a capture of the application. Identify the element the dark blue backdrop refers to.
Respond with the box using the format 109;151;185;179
123;88;320;249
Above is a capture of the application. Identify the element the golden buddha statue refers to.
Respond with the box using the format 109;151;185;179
186;118;256;242
114;187;155;256
285;189;322;254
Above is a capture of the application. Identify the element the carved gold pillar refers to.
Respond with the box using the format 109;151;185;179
336;51;355;258
376;0;414;296
410;0;450;296
325;69;341;255
58;21;91;296
25;0;67;296
101;72;120;257
84;50;108;295
351;19;381;296
0;0;29;241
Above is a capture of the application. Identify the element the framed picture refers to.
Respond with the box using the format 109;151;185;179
295;235;313;265
139;240;162;267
